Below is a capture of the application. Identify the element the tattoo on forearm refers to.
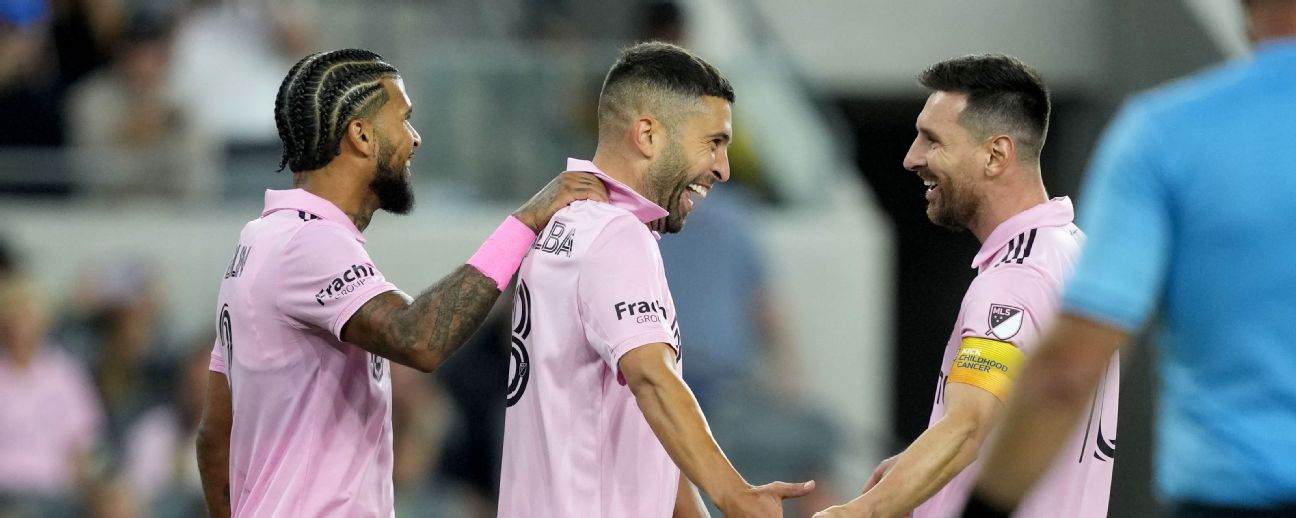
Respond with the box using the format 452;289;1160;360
348;264;500;370
411;265;499;359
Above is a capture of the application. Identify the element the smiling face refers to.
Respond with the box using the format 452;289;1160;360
902;91;987;231
366;77;421;215
644;95;732;233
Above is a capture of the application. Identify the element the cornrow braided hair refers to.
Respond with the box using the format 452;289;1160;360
274;49;399;172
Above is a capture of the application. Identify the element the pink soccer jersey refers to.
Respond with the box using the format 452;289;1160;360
913;198;1120;518
0;347;102;494
498;158;683;517
208;189;400;517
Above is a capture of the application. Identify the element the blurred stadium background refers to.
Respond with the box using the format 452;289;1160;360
0;0;1248;516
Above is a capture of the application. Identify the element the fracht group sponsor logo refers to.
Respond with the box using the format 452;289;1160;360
315;263;377;306
614;299;667;323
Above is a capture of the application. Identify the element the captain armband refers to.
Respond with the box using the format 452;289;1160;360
947;337;1025;401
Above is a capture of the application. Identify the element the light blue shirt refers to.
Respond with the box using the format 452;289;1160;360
658;187;765;408
1063;38;1296;505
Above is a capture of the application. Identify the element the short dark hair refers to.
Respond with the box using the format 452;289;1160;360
597;41;734;138
919;54;1051;162
274;49;399;172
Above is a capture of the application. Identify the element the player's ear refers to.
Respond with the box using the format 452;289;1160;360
631;115;660;159
985;134;1014;177
345;119;376;158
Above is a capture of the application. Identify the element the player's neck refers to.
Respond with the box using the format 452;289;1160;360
591;147;647;195
970;180;1049;243
293;166;380;232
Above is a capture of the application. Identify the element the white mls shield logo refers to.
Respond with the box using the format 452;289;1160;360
988;304;1024;340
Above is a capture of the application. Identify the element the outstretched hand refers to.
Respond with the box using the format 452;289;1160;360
717;480;816;518
812;454;910;518
808;455;903;518
512;171;609;232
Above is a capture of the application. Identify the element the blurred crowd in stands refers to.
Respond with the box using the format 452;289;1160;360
0;0;317;202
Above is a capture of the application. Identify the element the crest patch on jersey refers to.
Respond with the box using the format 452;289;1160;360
987;304;1024;340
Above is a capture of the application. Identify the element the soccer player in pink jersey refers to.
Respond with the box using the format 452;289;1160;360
815;55;1119;518
194;49;607;518
497;42;815;518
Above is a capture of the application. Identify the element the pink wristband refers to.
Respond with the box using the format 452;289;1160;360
467;216;537;291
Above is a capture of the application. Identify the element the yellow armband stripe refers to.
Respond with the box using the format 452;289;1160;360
947;337;1025;401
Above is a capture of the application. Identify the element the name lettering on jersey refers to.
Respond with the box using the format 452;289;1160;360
224;244;252;279
315;263;377;306
534;221;575;257
615;299;668;323
987;304;1024;339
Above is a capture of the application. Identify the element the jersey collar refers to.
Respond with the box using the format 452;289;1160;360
565;158;669;225
262;189;367;243
971;197;1074;269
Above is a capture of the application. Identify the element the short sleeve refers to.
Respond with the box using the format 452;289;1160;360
578;216;677;377
208;339;225;374
958;266;1060;353
949;267;1059;399
276;223;400;340
1063;100;1172;332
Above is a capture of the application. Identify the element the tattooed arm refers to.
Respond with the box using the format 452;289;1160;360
197;371;233;518
342;171;607;372
343;265;499;372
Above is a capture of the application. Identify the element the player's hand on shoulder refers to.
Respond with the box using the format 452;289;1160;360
513;171;609;231
717;480;815;517
512;171;609;232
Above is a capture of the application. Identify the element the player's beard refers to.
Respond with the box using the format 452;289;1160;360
927;170;981;232
643;138;692;234
370;134;415;215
